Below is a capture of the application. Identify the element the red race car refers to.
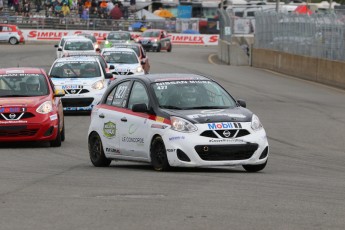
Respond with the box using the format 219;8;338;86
135;29;172;52
0;68;65;147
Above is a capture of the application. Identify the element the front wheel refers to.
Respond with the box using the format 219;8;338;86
9;37;18;45
242;161;267;172
88;132;111;167
150;136;170;171
167;44;172;52
156;44;161;52
50;121;62;147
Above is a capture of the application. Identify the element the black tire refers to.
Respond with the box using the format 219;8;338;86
50;121;62;147
88;132;111;167
9;37;18;45
167;44;172;52
156;44;161;52
242;160;267;172
61;119;65;142
150;136;170;171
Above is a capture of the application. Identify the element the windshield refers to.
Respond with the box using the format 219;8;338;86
0;73;49;97
50;61;101;78
64;41;94;51
113;45;140;57
107;32;131;40
142;31;160;37
152;80;237;109
102;51;138;64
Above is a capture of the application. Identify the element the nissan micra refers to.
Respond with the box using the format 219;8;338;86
48;56;113;111
87;73;269;172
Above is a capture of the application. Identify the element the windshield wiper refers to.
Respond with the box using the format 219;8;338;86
183;106;229;110
159;105;183;110
0;94;30;97
50;75;62;78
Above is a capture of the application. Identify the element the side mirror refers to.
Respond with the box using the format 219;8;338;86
105;73;113;79
54;89;65;97
109;65;115;70
141;60;146;65
132;103;148;113
237;99;246;108
95;47;100;52
104;37;107;40
58;48;62;51
54;44;58;48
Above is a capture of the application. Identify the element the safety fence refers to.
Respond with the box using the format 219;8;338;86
254;11;345;61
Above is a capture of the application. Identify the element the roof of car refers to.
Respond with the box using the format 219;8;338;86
102;47;136;53
0;67;44;75
128;73;212;83
54;56;99;63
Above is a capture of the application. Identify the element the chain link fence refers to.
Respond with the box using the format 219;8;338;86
254;11;345;61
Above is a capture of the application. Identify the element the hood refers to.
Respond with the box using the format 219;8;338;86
110;64;140;71
0;96;50;109
161;107;253;123
51;77;103;85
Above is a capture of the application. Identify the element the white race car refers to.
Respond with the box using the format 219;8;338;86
48;56;113;111
101;47;145;77
87;73;269;172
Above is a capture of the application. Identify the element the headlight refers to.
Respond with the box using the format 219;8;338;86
94;44;99;49
251;114;263;131
170;116;197;133
92;80;105;90
153;39;158;43
105;40;109;45
136;66;143;73
36;101;53;114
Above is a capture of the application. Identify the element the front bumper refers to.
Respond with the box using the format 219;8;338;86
162;126;269;167
0;114;59;142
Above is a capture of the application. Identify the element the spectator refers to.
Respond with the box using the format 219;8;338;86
22;0;31;17
13;0;21;15
81;6;89;19
106;0;113;13
61;2;70;16
109;3;122;19
54;1;62;17
34;0;42;12
77;0;83;17
0;0;3;12
84;0;91;9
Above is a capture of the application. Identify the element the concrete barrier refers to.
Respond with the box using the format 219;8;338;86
252;48;345;90
217;39;250;66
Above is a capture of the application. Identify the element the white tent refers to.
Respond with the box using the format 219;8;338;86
135;9;165;20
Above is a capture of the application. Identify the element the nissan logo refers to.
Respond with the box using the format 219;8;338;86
71;89;76;94
223;130;231;138
9;113;16;119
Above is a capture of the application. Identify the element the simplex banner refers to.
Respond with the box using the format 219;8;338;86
22;29;219;45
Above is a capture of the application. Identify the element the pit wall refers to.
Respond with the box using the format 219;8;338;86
252;48;345;90
217;38;345;90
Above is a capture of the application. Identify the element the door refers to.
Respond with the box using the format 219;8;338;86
98;80;131;158
117;81;151;159
0;26;9;42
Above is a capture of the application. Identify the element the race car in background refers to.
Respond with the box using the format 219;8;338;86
135;29;172;52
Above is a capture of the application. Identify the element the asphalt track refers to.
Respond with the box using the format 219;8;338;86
0;44;344;230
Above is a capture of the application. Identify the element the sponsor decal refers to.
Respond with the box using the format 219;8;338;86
28;31;69;40
172;35;204;44
0;120;27;124
151;124;168;129
103;121;116;138
169;136;185;141
128;124;138;134
62;85;83;90
208;139;245;143
106;148;120;154
166;149;176;152
207;122;233;130
122;136;144;143
0;107;26;113
50;114;58;121
155;116;165;123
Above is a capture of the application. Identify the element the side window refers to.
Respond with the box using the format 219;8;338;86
141;46;146;58
127;81;149;110
106;81;130;107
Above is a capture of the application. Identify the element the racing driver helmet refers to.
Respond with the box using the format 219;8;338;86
26;76;40;91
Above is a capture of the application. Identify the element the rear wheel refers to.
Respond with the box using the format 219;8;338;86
150;136;170;171
88;132;111;167
9;37;18;45
167;44;172;52
156;44;161;52
242;161;267;172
